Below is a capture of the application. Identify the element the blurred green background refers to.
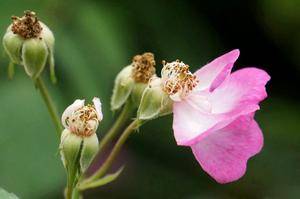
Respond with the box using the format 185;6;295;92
0;0;300;198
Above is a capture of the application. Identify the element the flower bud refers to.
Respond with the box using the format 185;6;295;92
2;11;56;82
137;77;173;120
111;52;156;111
60;97;102;178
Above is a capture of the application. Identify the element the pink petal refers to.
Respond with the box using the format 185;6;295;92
172;93;220;145
61;99;85;129
191;115;263;183
209;67;270;114
93;97;103;121
195;49;240;91
173;68;269;146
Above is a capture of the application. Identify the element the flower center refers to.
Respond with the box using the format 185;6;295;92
131;52;156;83
11;10;42;39
161;60;199;101
66;104;99;137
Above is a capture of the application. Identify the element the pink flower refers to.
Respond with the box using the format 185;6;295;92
161;49;270;183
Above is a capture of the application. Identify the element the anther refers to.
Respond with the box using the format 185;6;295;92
131;52;156;83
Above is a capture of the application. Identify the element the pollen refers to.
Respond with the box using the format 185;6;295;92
131;52;156;83
67;105;99;137
11;10;43;39
161;60;199;99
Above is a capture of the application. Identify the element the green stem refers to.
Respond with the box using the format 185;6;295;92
66;174;80;199
80;119;141;186
98;102;133;152
66;181;73;199
36;77;62;137
66;168;76;199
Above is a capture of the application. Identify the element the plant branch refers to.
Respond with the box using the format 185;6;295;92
99;102;133;152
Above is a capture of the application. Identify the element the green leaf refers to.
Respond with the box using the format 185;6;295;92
0;187;19;199
78;166;124;191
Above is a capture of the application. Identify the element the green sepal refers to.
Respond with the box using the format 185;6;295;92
131;82;147;108
49;52;57;84
137;77;173;120
2;31;24;64
40;22;57;84
22;38;48;79
80;133;99;172
111;66;134;111
40;22;55;50
60;129;83;187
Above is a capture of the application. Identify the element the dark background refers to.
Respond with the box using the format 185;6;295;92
0;0;299;198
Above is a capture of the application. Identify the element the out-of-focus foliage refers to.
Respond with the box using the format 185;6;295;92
0;0;299;199
259;0;300;71
0;187;19;199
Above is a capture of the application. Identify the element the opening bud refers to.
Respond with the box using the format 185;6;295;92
60;97;102;183
2;10;56;82
137;77;173;120
111;52;156;111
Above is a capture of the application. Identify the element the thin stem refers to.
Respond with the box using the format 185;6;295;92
36;77;62;137
98;102;133;152
80;119;140;187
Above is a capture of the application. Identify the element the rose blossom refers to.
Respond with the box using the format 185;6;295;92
161;49;270;183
